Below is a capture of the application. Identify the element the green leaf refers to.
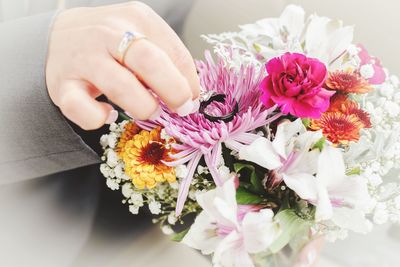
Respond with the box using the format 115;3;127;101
119;111;132;121
302;118;311;128
236;186;263;205
269;209;311;253
171;228;190;242
312;136;326;152
234;162;253;174
234;163;264;193
346;166;361;176
221;143;235;170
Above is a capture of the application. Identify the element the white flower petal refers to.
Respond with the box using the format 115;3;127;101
148;201;162;215
106;149;119;168
287;148;320;175
317;146;346;188
240;18;279;39
128;205;139;215
315;182;333;221
121;183;134;198
182;212;220;255
331;207;372;234
239;137;282;170
305;15;331;61
197;179;238;229
242;209;278;254
325;25;354;64
279;5;305;37
305;15;353;64
282;172;318;201
328;175;371;211
272;118;306;158
213;231;255;267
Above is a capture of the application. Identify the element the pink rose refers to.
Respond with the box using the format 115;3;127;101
260;52;334;119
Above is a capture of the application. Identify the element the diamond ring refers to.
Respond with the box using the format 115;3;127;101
117;31;147;65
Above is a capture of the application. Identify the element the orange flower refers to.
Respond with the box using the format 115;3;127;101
118;127;176;189
328;93;354;112
343;103;372;128
328;94;372;128
310;112;364;145
326;70;373;94
116;122;140;156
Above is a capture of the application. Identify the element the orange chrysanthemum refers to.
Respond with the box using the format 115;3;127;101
343;104;372;128
118;127;176;189
326;70;373;94
328;93;354;112
116;122;141;156
310;112;364;145
328;94;372;128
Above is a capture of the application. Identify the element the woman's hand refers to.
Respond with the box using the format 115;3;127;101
46;2;200;130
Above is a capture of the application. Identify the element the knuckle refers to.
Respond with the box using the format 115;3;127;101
132;44;166;73
172;47;194;71
106;85;126;100
89;25;113;40
134;103;158;120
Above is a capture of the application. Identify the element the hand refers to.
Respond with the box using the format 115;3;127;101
46;2;200;130
293;236;325;267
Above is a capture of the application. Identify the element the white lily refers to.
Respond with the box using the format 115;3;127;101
239;119;322;201
239;5;305;59
304;14;354;65
314;146;372;233
182;179;279;267
239;119;372;233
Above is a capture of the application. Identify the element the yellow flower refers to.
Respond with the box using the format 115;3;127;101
118;126;176;189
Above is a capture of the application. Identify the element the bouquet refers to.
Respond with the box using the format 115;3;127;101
100;5;400;267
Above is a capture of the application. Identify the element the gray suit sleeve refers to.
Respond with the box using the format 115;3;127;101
0;12;100;184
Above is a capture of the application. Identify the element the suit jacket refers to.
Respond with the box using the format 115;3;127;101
0;1;210;267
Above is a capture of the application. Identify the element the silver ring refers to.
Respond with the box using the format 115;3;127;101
118;31;147;65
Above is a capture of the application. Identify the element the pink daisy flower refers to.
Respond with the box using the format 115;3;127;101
139;52;280;215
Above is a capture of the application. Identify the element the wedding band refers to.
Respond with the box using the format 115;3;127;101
199;94;239;123
118;31;147;65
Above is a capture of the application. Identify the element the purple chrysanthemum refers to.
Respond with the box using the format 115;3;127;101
139;52;280;215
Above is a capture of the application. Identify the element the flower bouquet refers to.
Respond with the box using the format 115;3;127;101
100;5;400;267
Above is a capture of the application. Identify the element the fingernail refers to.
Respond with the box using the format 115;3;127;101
191;98;200;113
105;109;118;124
149;106;162;120
176;99;194;116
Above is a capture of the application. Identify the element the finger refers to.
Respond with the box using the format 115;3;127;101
113;2;201;99
58;80;116;130
85;57;161;120
140;10;201;100
108;35;197;116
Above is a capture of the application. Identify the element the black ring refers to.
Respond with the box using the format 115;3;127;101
199;94;239;123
